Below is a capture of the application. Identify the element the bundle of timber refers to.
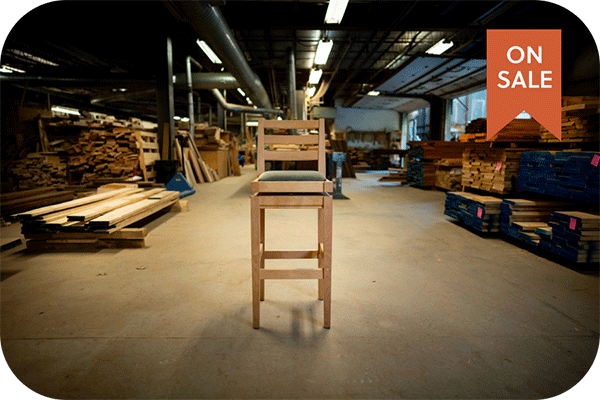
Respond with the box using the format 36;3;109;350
1;187;75;218
545;211;599;263
435;159;463;191
408;141;467;188
67;127;158;184
462;146;526;194
460;118;541;143
444;192;503;233
9;154;67;188
518;151;599;203
378;168;407;183
15;184;180;250
174;134;220;185
499;198;573;245
540;97;599;143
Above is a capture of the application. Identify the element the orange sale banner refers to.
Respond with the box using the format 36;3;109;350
486;30;562;141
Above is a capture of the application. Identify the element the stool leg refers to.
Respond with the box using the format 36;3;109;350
251;196;261;328
260;208;265;301
318;207;324;301
323;195;333;328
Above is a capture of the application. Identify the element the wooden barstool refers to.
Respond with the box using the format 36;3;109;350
250;118;333;328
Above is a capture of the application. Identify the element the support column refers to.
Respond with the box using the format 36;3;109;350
428;95;446;141
156;36;175;160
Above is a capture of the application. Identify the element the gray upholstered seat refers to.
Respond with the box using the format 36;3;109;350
257;170;326;182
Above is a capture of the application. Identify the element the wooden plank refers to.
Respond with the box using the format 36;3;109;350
67;189;165;221
263;150;319;161
184;147;205;183
24;228;148;240
261;119;320;130
263;135;320;145
88;191;179;229
98;196;179;234
259;268;324;280
4;191;76;217
1;187;56;202
257;194;325;208
263;250;319;259
251;179;332;193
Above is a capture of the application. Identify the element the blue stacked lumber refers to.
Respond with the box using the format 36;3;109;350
444;192;502;232
547;211;599;263
518;151;600;203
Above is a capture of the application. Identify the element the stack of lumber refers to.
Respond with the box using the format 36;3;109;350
435;159;463;191
68;127;157;184
194;125;230;150
518;151;600;203
1;187;75;218
377;168;407;183
9;154;67;188
408;141;467;188
15;183;180;250
444;192;503;233
545;211;599;263
540;97;599;143
499;198;573;245
462;147;525;194
459;118;541;142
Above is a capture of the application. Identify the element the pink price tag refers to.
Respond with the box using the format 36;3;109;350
569;217;577;230
477;207;483;218
495;161;502;171
591;154;600;167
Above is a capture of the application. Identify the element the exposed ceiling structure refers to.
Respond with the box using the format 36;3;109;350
1;1;597;122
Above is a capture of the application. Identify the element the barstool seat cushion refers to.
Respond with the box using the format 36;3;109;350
257;170;326;182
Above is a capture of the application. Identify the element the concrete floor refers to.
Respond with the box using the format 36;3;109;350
1;165;599;399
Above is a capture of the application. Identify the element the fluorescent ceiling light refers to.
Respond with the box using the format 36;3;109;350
246;120;259;127
237;88;246;96
180;117;190;122
325;0;349;24
0;65;25;73
307;86;317;97
314;39;333;65
174;116;181;120
308;69;323;85
426;39;454;55
367;91;380;96
197;40;222;64
51;106;80;116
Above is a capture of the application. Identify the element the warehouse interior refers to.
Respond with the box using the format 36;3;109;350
1;1;599;399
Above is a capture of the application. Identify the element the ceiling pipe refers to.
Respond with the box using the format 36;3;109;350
210;89;283;116
174;1;276;112
287;47;297;127
173;72;240;90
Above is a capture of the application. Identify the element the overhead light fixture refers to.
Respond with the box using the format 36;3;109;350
237;88;246;97
426;39;454;55
308;69;323;85
367;91;380;96
314;39;333;65
51;106;80;116
0;65;25;73
307;86;317;97
246;120;259;127
197;39;222;64
325;0;349;24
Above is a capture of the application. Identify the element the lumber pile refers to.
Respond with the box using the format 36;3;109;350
9;154;67;188
174;134;219;185
377;168;407;183
462;147;525;194
444;192;503;232
15;184;180;250
408;141;467;188
459;118;541;143
540;97;599;143
499;199;573;245
1;187;76;218
435;159;463;191
518;151;600;203
544;211;600;263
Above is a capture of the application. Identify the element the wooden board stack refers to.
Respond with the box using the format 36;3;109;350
1;187;75;218
462;147;525;194
459;118;541;143
408;141;466;188
378;168;407;183
499;198;573;245
9;154;68;188
15;184;180;250
540;97;599;143
544;211;600;263
518;151;600;203
435;159;462;191
444;192;503;233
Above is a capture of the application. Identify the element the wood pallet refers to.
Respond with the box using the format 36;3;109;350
518;151;600;203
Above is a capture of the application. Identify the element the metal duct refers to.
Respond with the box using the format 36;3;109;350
176;1;275;111
211;89;283;116
287;47;297;120
173;72;239;90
